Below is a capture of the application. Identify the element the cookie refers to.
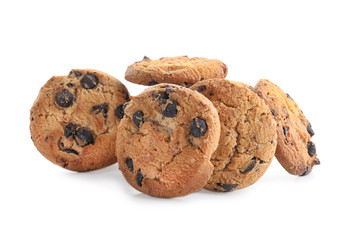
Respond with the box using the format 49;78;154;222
116;83;221;198
254;79;320;176
124;56;228;87
190;79;277;192
30;69;130;172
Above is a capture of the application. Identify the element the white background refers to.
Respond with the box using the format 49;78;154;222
1;0;359;239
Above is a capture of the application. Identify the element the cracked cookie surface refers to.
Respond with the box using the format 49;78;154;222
190;79;277;192
255;79;319;176
125;56;228;87
30;69;130;172
116;84;220;198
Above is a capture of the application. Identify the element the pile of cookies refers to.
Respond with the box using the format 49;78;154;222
30;56;319;198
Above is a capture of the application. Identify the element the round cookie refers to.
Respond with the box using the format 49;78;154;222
124;56;228;87
30;69;130;172
190;79;277;192
116;83;221;198
254;79;320;176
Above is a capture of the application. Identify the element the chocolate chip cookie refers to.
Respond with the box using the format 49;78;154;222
30;69;130;172
190;79;277;192
124;56;228;87
116;84;221;198
255;79;320;176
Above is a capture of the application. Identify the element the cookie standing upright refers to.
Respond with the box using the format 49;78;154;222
190;79;277;192
125;56;228;87
116;84;221;198
30;69;130;172
255;79;320;176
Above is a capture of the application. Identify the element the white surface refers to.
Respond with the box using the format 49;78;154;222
0;1;359;239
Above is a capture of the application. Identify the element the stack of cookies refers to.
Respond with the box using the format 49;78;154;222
30;56;319;198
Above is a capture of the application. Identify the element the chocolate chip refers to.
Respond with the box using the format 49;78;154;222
283;126;289;137
200;77;205;81
191;118;207;138
271;109;277;116
314;158;320;165
142;56;150;60
209;92;214;96
136;170;144;187
74;128;94;147
216;183;238;192
66;83;73;88
157;92;169;102
91;103;108;118
195;85;206;93
45;136;49;142
149;79;158;86
307;122;315;136
286;93;292;99
183;82;188;86
64;124;77;138
240;157;256;173
282;107;288;118
74;71;82;77
115;104;125;119
81;73;98;89
55;89;73;107
259;159;266;164
307;141;316;157
300;165;312;176
63;149;79;155
133;111;144;127
161;99;178;118
271;140;274;144
126;158;134;172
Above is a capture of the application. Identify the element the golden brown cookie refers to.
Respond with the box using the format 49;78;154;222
116;84;221;198
255;79;320;176
190;79;277;192
124;56;228;87
30;69;130;172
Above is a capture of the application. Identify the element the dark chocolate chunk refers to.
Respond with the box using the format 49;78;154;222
45;136;49;142
307;141;316;157
191;118;207;138
240;157;256;173
74;71;82;77
183;82;188;86
283;126;289;137
281;107;288;118
195;85;206;93
216;183;238;192
66;83;73;88
149;79;158;86
74;128;94;147
115;104;125;119
55;89;73;107
200;77;205;81
142;56;150;61
133;111;144;127
91;103;108;118
307;123;315;136
64;124;77;138
136;170;144;187
63;149;79;155
161;100;178;118
271;109;277;116
286;93;292;99
314;158;320;165
300;165;312;176
259;159;266;164
209;92;214;96
81;73;98;89
156;92;169;103
126;158;134;172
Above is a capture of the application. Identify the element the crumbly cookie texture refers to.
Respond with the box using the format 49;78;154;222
190;79;277;192
125;56;228;87
116;83;221;198
30;69;130;172
255;79;320;176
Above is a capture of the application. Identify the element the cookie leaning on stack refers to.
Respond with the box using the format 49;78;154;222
116;84;221;198
190;79;277;192
30;69;130;172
